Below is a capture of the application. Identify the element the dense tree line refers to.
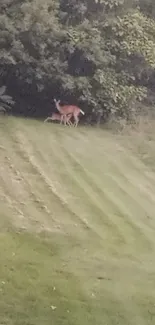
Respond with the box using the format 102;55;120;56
0;0;155;123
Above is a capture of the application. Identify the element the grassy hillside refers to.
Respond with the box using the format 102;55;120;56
0;116;155;325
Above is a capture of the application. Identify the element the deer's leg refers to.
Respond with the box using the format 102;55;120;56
73;115;79;127
60;115;63;124
67;120;73;127
44;117;51;123
60;114;65;125
64;115;68;126
69;120;73;126
66;115;73;127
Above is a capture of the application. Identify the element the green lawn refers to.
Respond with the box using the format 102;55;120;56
0;116;155;324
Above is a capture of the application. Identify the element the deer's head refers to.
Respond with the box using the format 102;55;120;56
54;99;60;104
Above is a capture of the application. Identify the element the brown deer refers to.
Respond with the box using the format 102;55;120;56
54;99;85;127
44;112;73;126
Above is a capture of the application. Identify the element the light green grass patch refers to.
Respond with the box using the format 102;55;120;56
0;116;155;324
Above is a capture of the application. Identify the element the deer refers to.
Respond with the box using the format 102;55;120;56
44;112;73;126
54;99;85;127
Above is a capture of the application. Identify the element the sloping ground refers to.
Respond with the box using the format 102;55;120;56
0;116;155;325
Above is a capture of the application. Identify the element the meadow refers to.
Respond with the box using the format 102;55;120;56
0;116;155;325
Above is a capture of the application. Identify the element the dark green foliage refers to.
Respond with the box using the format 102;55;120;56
0;85;14;113
0;0;155;122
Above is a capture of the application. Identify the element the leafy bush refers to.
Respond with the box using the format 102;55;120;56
0;0;155;122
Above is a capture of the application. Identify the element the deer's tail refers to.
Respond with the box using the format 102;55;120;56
80;109;85;115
